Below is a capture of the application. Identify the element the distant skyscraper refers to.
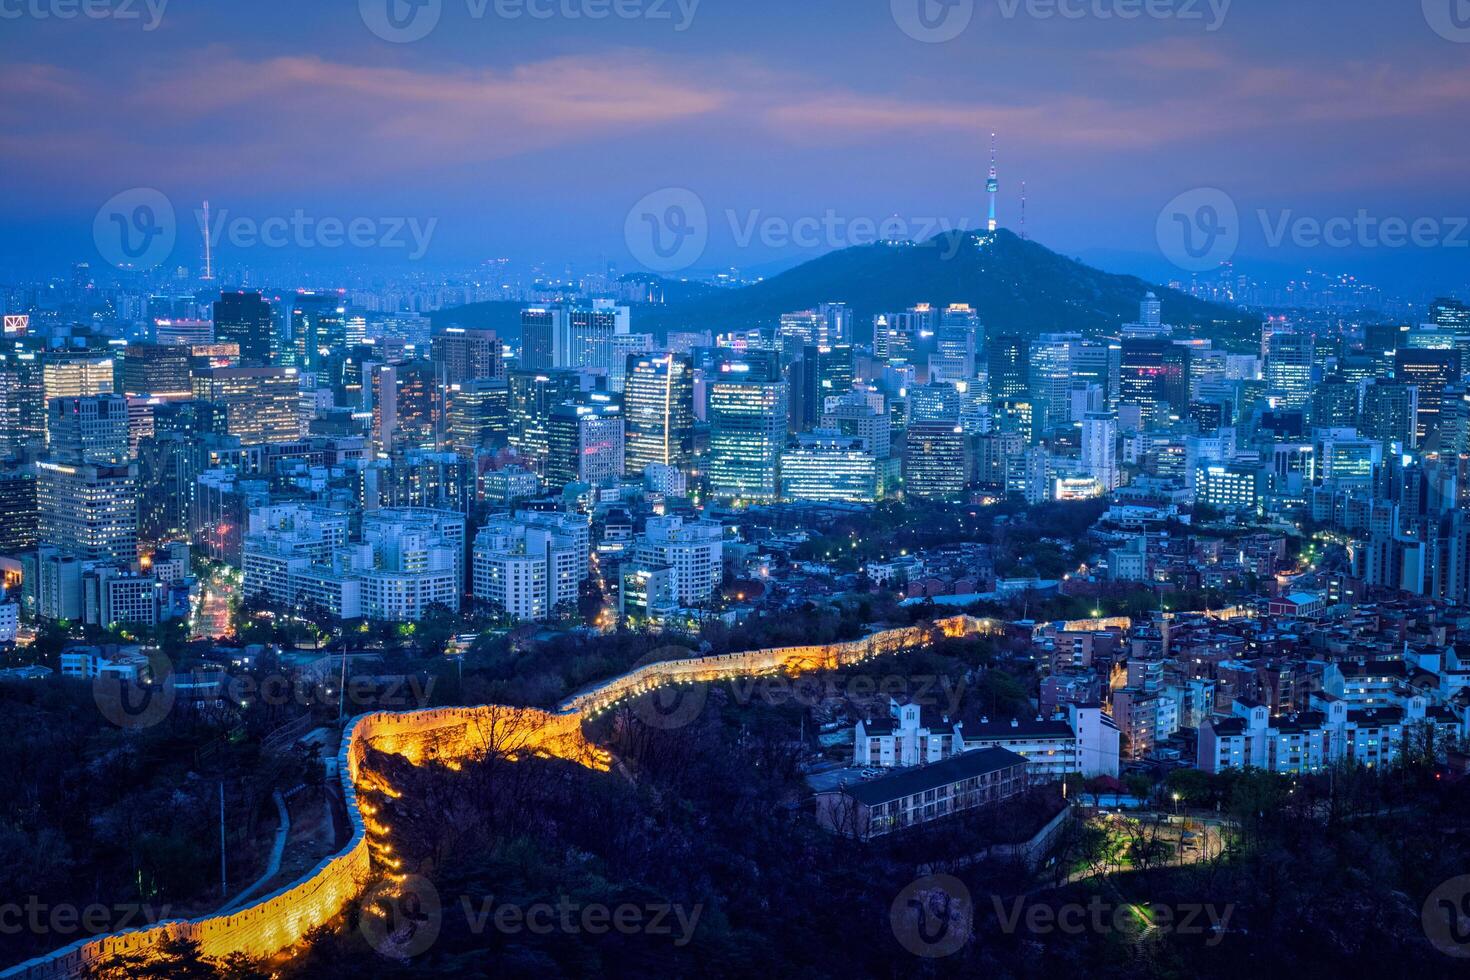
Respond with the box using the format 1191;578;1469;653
1361;379;1419;450
1265;331;1314;409
1139;292;1162;329
46;394;130;464
986;334;1030;402
445;378;509;456
36;460;138;564
623;353;695;477
707;360;787;504
1118;338;1190;428
213;291;274;367
290;292;346;380
192;367;301;445
520;307;560;371
546;401;625;488
904;421;970;501
1396;347;1462;444
122;343;193;398
432;328;503;385
1082;411;1120;491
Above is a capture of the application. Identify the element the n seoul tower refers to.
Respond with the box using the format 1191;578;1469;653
987;133;999;233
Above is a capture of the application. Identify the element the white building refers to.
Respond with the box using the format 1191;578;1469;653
631;516;723;607
471;511;590;622
854;698;964;768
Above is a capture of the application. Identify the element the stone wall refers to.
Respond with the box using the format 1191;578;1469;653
1;616;987;979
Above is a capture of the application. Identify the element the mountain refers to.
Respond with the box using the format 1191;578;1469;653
434;230;1258;348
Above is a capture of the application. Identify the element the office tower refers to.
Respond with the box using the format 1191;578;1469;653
1029;334;1079;432
290;292;346;379
445;378;509;455
1188;400;1232;431
1139;291;1163;330
546;402;625;488
1194;462;1259;512
781;432;880;504
903;421;970;501
1082;411;1120;491
1310;374;1359;430
379;360;439;450
932;305;981;380
623;353;695;476
564;304;630;370
1265;331;1314;409
36;460;139;563
993;398;1035;445
213;291;274;367
707;361;788;504
600;333;654;393
0;351;43;458
432;327;503;385
507;369;590;464
1396;347;1462;444
42;353;114;408
47;394;130;464
473;512;590;621
1070;340;1119;410
1430;297;1470;330
778;310;826;353
192;367;301;444
153;318;214;347
822;390;891;459
790;345;856;431
1118;338;1190;428
520;307;560;371
136;432;194;551
0;468;38;555
986;334;1030;401
121;343;192;398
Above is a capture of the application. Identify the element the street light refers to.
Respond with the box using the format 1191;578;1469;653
1172;792;1181;816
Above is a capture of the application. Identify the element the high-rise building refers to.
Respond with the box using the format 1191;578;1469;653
1265;331;1314;409
290;292;346;380
623;353;695;477
0;351;44;458
1029;334;1080;432
1082;411;1120;491
0;467;38;555
520;307;560;371
986;334;1030;402
192;367;301;445
122;343;193;398
707;362;788;504
903;421;970;501
1118;338;1190;428
507;369;591;465
1361;380;1419;450
1396;347;1462;444
36;460;139;564
631;515;723;607
444;378;509;456
213;291;275;366
781;432;880;503
432;327;503;384
47;394;130;464
545;401;625;488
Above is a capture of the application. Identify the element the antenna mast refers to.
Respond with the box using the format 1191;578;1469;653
201;200;215;282
986;133;999;233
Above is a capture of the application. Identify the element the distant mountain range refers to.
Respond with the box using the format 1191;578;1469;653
433;229;1259;349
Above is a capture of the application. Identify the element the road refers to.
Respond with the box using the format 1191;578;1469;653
193;566;239;640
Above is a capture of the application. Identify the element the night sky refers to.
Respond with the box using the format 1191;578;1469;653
2;0;1468;291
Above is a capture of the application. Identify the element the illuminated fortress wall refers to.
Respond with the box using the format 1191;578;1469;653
0;616;991;979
